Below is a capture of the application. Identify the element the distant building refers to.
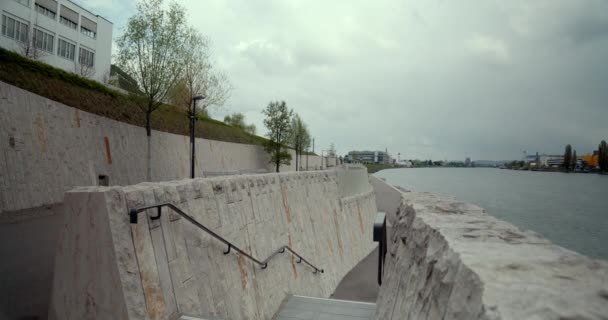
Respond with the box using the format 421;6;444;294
109;64;141;94
465;157;471;167
347;150;391;164
526;152;542;167
540;155;564;167
395;160;412;167
0;0;113;82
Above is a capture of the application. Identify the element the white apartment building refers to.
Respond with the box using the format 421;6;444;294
1;0;112;82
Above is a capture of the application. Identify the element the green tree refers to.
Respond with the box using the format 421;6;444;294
263;101;293;172
224;112;256;135
599;140;608;173
116;0;190;180
289;114;310;171
116;0;190;136
562;144;572;172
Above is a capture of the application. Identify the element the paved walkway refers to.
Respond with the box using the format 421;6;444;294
331;247;380;303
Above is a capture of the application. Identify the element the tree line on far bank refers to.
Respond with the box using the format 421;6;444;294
561;140;607;173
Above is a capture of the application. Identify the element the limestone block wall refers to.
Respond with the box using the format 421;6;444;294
0;81;339;319
50;169;377;320
0;81;330;216
372;179;608;320
336;164;374;198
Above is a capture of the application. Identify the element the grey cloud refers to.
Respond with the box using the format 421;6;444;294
100;0;608;160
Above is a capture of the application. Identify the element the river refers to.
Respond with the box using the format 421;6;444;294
375;168;608;260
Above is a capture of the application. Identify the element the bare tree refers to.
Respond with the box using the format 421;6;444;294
328;143;336;157
20;37;46;60
169;28;232;117
101;70;111;85
75;60;95;78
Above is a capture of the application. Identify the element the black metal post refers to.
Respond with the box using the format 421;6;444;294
321;150;324;169
190;103;196;179
374;212;387;285
190;96;204;179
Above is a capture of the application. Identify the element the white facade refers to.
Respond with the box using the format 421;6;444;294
0;0;112;82
539;154;564;167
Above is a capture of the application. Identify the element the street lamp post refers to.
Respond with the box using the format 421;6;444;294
321;150;323;169
321;149;329;169
191;95;205;179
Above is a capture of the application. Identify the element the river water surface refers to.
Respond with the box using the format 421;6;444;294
375;168;608;260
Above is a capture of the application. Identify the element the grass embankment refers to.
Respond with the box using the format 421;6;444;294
0;47;268;145
364;163;394;174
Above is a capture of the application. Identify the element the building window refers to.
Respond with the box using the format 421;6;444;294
33;28;54;52
60;16;77;29
2;15;29;43
57;38;75;60
35;4;56;19
80;26;96;38
78;47;94;67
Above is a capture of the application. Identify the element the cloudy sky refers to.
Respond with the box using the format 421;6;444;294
75;0;608;160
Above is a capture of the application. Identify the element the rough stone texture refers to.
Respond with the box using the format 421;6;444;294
49;189;130;320
0;81;334;319
50;169;377;320
0;81;336;216
374;182;608;320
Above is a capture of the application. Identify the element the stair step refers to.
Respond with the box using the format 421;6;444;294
178;315;219;320
276;295;376;320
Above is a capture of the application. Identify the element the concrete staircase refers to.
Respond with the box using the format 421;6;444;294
177;315;225;320
275;295;376;320
177;316;212;320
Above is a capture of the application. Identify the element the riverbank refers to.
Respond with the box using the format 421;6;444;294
375;168;608;260
372;177;608;319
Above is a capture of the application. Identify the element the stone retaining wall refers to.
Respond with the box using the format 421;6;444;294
0;81;339;319
0;81;335;216
50;169;377;320
373;179;608;319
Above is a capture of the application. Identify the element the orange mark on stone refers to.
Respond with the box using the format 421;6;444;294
288;234;298;279
34;115;48;152
141;270;167;319
74;110;81;128
131;225;167;319
104;137;112;164
333;209;344;257
281;186;291;223
357;202;364;234
238;255;248;290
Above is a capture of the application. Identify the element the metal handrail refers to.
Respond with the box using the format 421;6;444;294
129;202;324;274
